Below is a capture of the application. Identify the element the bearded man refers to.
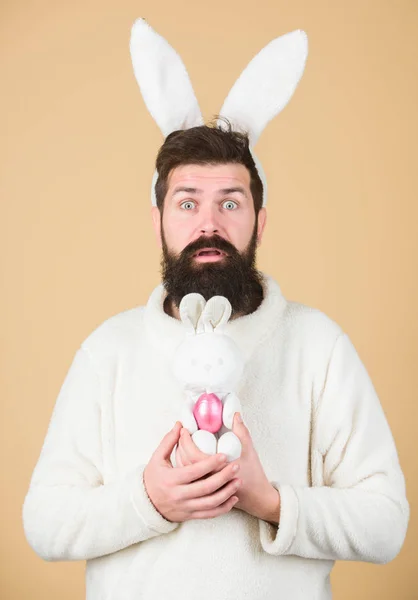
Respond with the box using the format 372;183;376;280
22;121;409;600
23;14;410;600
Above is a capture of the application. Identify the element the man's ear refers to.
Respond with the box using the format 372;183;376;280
256;207;267;245
151;206;162;249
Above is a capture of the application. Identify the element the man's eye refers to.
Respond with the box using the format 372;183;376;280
180;201;196;210
223;200;238;210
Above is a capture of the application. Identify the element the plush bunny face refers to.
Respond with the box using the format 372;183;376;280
172;293;245;394
173;332;244;393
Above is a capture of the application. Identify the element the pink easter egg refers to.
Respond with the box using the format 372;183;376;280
193;393;223;433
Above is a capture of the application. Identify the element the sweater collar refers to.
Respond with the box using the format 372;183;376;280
143;272;288;362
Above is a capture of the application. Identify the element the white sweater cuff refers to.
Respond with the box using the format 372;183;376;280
129;465;180;535
258;482;299;555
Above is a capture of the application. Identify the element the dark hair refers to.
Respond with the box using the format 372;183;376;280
154;117;263;215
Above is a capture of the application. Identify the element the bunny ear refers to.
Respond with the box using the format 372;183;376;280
179;293;207;334
129;18;204;137
199;296;232;333
217;29;308;146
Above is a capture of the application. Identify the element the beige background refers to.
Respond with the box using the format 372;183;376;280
1;0;416;598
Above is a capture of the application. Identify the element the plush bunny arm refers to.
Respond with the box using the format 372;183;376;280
180;393;199;434
222;392;243;430
217;29;308;147
22;346;178;562
130;18;204;137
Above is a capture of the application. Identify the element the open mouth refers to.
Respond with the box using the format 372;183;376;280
194;248;227;258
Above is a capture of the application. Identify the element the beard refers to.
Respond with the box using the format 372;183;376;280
160;219;264;318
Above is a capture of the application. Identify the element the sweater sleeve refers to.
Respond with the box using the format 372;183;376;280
258;332;410;563
22;345;179;562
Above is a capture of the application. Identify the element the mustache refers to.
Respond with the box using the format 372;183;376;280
180;235;238;259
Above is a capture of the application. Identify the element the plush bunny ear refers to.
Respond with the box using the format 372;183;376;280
217;29;308;146
198;296;232;334
179;293;207;335
129;18;204;137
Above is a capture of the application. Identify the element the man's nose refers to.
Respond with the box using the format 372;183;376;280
198;204;221;235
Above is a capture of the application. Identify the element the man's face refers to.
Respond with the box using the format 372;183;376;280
151;162;267;316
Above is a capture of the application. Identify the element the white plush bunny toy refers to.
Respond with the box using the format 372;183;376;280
172;293;245;463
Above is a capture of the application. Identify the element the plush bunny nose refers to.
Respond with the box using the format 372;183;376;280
204;364;212;372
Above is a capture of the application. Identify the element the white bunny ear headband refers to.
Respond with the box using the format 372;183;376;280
129;18;308;207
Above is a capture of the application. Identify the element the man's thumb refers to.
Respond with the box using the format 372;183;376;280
156;421;182;461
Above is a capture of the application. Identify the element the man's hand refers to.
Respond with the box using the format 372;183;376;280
177;413;281;523
143;422;241;523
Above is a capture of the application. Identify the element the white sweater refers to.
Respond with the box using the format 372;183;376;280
22;274;409;600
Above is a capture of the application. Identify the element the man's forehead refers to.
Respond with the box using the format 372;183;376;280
167;163;250;189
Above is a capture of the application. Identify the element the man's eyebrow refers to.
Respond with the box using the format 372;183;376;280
172;186;203;196
216;187;248;197
171;185;249;198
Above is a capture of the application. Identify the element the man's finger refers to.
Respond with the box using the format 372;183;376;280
175;444;185;468
177;439;191;466
154;421;182;463
174;452;227;485
180;428;208;463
